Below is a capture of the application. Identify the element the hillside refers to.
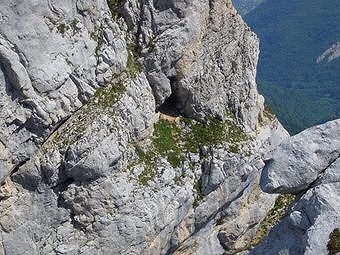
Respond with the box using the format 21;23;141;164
245;0;340;134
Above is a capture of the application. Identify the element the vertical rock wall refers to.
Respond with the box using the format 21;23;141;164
0;0;289;254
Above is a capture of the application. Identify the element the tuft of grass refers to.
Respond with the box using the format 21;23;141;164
70;19;79;35
134;144;157;186
133;115;248;186
263;103;275;121
153;120;184;168
138;166;157;186
57;23;69;35
90;30;104;58
50;78;125;149
328;228;340;255
93;80;125;110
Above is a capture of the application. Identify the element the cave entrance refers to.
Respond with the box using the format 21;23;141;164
158;91;182;117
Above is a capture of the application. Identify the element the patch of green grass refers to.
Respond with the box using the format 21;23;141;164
138;166;157;186
183;117;247;153
184;117;225;153
57;23;69;35
133;115;248;186
134;144;157;186
93;80;125;110
153;120;184;168
249;194;295;247
50;78;125;149
328;228;340;255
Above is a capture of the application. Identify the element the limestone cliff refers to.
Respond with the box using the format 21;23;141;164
0;0;289;254
248;119;340;255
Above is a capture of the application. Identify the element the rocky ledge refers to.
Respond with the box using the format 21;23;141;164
248;119;340;255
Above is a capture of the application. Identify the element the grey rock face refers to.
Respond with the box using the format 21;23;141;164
0;0;290;254
250;119;340;255
0;0;127;179
122;0;263;131
261;119;340;194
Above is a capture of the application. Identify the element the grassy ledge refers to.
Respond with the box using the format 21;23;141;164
249;194;295;247
133;115;248;186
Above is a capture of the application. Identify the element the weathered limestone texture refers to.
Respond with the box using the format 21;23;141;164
0;0;291;254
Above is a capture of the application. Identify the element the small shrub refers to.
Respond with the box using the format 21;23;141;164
328;228;340;255
90;30;104;58
57;23;69;35
93;80;125;110
264;103;275;121
107;0;122;19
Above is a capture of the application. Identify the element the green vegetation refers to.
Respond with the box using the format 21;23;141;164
134;115;248;186
107;0;122;19
250;194;295;247
258;81;339;134
245;0;340;134
70;19;79;35
135;144;158;186
183;117;247;153
93;80;125;111
153;120;184;168
193;180;203;207
135;120;183;186
328;228;340;255
49;78;125;148
263;103;275;121
57;23;69;35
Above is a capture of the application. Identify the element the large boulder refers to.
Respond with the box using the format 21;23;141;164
261;119;340;194
250;119;340;255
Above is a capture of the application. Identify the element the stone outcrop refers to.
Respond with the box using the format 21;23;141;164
261;119;340;194
0;0;290;254
248;119;340;255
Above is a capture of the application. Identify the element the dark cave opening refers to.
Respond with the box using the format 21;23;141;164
158;91;182;117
